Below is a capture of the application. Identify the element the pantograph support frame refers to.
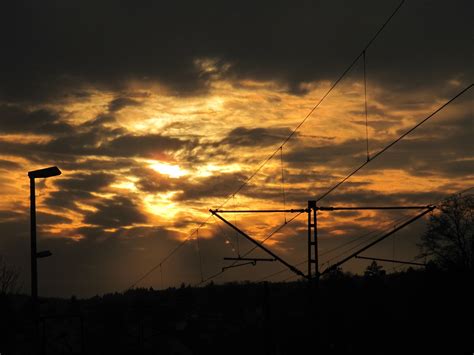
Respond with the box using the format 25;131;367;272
210;209;307;279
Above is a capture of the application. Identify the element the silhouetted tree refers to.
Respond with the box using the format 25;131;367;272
364;261;386;278
0;255;21;295
419;194;473;271
322;266;345;280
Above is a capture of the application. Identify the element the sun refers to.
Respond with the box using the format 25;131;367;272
149;161;188;178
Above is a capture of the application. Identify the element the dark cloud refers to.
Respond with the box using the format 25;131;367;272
45;190;94;212
134;168;177;193
350;104;398;121
58;158;137;172
0;0;471;102
284;106;473;180
55;173;115;192
365;112;474;178
220;127;292;148
351;119;399;134
108;97;141;112
103;134;186;158
0;184;444;297
0;214;186;296
0;105;73;135
37;211;72;226
0;0;471;298
0;210;24;222
134;167;247;201
83;196;147;228
81;114;117;128
284;170;337;184
45;173;116;212
174;173;247;201
0;158;20;170
0;124;187;162
320;189;442;206
285;138;367;170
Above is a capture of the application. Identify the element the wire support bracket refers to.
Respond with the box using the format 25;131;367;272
320;206;435;275
355;255;427;267
224;257;276;262
222;261;256;271
210;209;307;279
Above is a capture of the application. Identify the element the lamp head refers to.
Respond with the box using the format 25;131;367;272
28;166;62;179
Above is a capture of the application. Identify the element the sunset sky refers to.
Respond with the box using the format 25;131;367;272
0;0;472;297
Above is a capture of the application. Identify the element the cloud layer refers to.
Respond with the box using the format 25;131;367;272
0;0;472;297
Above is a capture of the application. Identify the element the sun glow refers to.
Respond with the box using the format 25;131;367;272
144;192;179;220
196;163;242;177
149;161;188;178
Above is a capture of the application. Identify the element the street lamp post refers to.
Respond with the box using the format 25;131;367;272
28;166;61;350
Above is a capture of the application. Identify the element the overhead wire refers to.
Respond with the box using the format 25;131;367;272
126;0;406;290
257;211;416;281
160;264;164;290
321;186;473;272
125;216;212;290
315;83;473;203
126;0;470;289
321;213;418;266
256;187;473;283
212;214;239;255
282;273;305;283
233;194;240;255
391;255;426;272
238;211;305;259
363;50;370;161
193;211;305;286
320;186;474;263
130;111;472;290
319;210;420;260
196;229;204;283
257;259;307;282
280;146;287;224
197;0;407;212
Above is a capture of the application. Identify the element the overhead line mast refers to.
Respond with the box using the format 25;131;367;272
125;0;470;289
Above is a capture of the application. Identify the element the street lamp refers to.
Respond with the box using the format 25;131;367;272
28;166;61;349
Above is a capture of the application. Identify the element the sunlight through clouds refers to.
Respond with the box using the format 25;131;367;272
148;161;189;178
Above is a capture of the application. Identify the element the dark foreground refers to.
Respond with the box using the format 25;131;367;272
1;268;472;354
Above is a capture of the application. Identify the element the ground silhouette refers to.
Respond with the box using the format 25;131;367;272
0;265;472;354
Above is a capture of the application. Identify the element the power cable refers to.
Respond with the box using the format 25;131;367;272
125;216;212;290
257;259;308;282
160;264;164;290
239;211;304;258
322;186;473;271
315;83;473;203
363;50;370;161
319;186;474;263
193;211;305;286
206;0;407;211
127;0;470;290
212;214;239;255
322;213;417;265
185;0;408;288
280;146;287;224
319;210;417;261
196;229;204;283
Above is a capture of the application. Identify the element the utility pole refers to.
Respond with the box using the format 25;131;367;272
30;176;38;337
28;166;61;353
215;204;432;282
307;201;319;287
